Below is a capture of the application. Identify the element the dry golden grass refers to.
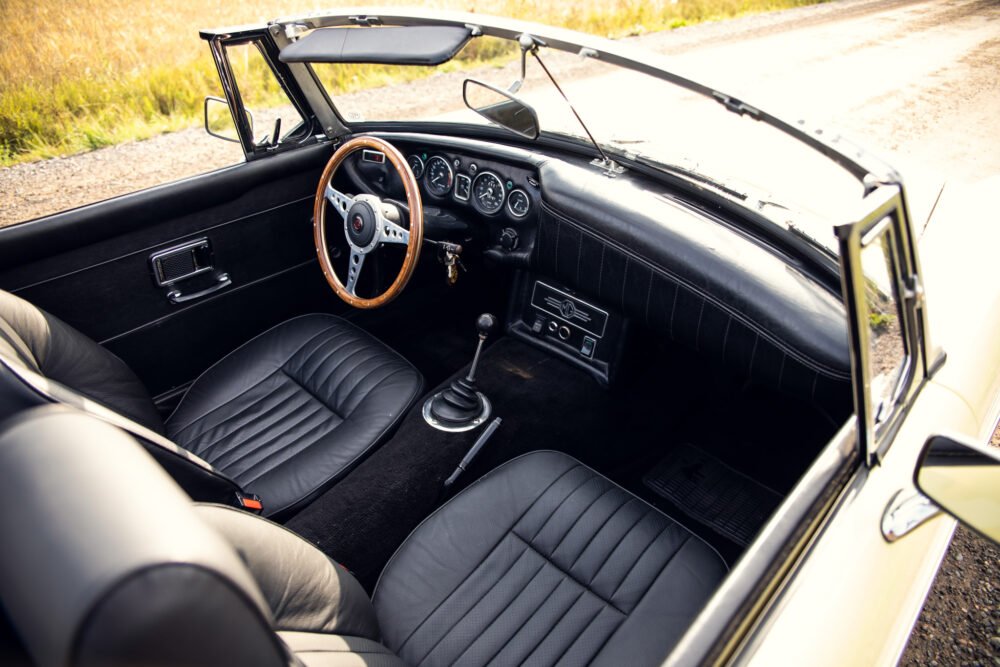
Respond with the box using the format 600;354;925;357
0;0;825;165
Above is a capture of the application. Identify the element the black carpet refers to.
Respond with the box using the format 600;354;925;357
286;334;840;586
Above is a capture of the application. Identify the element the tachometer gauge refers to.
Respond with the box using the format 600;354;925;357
407;154;425;179
472;171;505;215
424;155;453;196
507;188;531;218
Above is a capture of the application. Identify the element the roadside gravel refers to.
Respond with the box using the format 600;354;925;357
2;1;998;663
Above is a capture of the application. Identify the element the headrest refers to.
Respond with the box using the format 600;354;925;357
0;406;286;667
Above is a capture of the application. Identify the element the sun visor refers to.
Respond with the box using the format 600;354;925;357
279;26;474;65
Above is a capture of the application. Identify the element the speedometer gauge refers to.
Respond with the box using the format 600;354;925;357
472;172;505;215
424;155;453;196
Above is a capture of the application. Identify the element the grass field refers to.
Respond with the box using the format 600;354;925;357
0;0;826;166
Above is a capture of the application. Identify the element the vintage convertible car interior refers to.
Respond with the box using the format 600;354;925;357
0;11;898;667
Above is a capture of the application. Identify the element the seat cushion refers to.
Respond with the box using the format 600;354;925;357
372;450;727;667
166;314;423;518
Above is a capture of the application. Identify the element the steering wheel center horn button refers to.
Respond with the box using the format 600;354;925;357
345;200;377;248
424;313;497;432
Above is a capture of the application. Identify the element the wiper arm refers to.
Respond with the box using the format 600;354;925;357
522;35;623;176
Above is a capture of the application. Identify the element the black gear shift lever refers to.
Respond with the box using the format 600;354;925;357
423;313;497;431
465;313;497;383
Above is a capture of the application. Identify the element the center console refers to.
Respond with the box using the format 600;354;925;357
506;272;628;386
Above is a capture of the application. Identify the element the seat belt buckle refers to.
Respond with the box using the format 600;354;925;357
236;492;264;514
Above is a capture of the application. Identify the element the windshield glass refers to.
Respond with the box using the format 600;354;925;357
310;33;863;252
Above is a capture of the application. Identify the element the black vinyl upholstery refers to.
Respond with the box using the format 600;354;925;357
167;315;423;517
0;291;422;518
373;450;727;666
0;409;726;667
0;290;163;433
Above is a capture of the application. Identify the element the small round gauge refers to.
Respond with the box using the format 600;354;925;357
407;154;425;179
472;171;505;215
424;155;453;196
506;188;531;218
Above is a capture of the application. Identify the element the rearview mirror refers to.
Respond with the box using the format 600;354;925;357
463;80;539;140
204;96;254;143
915;434;1000;542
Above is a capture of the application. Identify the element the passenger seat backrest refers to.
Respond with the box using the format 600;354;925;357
0;407;288;667
0;289;163;433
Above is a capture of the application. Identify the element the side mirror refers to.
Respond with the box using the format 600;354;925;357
204;96;253;143
915;434;1000;542
463;80;539;140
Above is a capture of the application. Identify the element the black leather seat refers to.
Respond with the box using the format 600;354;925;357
0;290;422;517
0;408;727;667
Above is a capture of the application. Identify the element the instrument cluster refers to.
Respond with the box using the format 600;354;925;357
406;152;536;221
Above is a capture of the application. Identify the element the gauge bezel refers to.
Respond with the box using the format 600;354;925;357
471;171;506;215
424;155;453;197
454;173;472;202
407;154;425;179
506;188;531;219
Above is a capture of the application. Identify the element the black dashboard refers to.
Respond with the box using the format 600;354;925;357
341;132;853;409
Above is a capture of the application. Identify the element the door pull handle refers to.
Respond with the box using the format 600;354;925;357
167;273;231;304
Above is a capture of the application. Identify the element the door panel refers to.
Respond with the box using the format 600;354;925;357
0;142;346;397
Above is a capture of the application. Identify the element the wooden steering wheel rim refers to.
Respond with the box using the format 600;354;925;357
313;136;424;309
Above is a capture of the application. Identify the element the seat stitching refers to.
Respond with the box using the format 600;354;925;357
585;506;652;588
168;323;342;434
547;602;612;666
481;577;571;667
277;367;345;419
443;558;550;667
180;376;292;449
522;471;597;544
510;532;627;616
264;367;423;517
231;408;343;486
211;400;331;474
546;485;619;561
516;587;588;666
587;535;693;663
335;360;408;416
606;522;677;602
286;328;353;379
187;382;305;459
565;496;637;574
309;345;384;407
391;464;583;652
169;365;285;438
408;544;535;665
296;334;365;390
219;406;329;477
604;521;674;602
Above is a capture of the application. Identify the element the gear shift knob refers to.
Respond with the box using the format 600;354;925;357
476;313;498;338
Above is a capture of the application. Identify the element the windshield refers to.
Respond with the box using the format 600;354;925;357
310;34;863;252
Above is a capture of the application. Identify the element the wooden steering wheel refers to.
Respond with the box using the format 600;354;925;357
313;136;424;309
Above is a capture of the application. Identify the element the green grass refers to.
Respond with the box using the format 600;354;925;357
0;0;828;167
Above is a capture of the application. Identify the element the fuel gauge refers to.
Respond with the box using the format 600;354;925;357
507;188;531;218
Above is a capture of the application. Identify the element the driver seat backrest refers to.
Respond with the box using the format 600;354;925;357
0;406;404;667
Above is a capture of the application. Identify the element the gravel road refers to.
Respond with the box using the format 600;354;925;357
2;0;998;663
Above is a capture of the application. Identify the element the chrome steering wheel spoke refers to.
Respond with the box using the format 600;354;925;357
380;218;411;245
325;184;354;223
345;248;365;296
